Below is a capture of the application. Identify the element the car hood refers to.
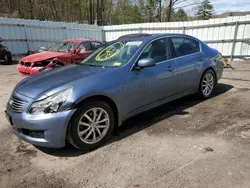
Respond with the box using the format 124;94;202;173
20;51;69;62
14;64;107;99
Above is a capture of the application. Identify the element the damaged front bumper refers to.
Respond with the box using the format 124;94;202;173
17;60;54;76
17;64;41;76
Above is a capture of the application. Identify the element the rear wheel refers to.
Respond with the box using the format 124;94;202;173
198;69;215;99
67;101;115;150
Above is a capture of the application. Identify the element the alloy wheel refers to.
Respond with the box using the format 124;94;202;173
202;73;214;97
77;107;110;144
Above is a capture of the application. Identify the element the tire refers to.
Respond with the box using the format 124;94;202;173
3;51;12;65
198;69;216;99
67;101;115;150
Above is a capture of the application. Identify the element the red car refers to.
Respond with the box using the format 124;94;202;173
17;39;104;76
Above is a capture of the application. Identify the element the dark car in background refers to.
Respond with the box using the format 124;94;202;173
0;37;12;65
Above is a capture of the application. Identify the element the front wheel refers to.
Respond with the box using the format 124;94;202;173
198;70;216;99
67;101;115;150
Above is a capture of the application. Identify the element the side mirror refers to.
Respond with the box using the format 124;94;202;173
135;58;156;70
74;48;81;54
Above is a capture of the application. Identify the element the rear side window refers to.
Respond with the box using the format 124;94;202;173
171;37;200;57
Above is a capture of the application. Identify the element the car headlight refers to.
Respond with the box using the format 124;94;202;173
29;87;72;115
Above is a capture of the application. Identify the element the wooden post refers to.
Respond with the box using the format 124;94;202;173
230;21;239;61
23;25;30;51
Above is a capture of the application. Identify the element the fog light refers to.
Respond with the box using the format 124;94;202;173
18;129;45;138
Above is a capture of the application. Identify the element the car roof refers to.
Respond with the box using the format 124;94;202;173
117;33;151;40
117;33;199;43
62;39;102;43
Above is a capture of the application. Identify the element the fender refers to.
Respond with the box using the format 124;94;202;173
72;92;122;126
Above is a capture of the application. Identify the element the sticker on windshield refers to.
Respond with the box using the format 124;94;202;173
95;42;124;62
126;41;143;46
113;62;122;66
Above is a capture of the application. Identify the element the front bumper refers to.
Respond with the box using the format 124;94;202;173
17;64;39;76
6;107;77;148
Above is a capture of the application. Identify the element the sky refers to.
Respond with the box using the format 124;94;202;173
130;0;250;15
183;0;250;16
210;0;250;14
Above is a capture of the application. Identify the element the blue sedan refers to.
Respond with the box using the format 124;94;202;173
5;34;224;150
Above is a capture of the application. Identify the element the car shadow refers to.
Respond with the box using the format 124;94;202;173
37;83;234;157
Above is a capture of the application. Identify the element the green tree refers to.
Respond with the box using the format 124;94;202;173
196;0;214;20
137;0;147;22
155;0;162;22
138;0;162;22
175;8;188;21
111;0;142;24
162;5;175;22
0;0;202;24
145;0;156;22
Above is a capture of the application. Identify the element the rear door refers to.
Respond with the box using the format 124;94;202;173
170;37;203;93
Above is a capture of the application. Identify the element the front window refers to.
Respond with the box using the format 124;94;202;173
138;38;173;63
80;41;143;67
48;42;77;52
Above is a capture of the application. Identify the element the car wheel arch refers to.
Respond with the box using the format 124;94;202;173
202;67;217;84
72;95;120;126
196;67;217;92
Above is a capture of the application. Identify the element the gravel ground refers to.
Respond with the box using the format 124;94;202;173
1;61;250;188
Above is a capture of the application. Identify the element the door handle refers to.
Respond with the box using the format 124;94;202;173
166;65;174;72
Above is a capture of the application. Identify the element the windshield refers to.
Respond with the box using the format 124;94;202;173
48;42;77;52
80;40;143;67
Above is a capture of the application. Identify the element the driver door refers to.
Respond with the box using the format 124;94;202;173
72;42;93;63
123;38;178;117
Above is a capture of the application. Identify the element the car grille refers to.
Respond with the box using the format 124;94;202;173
20;61;31;67
24;62;31;67
8;95;28;113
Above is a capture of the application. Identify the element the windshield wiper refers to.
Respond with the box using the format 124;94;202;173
80;63;103;67
87;64;101;67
